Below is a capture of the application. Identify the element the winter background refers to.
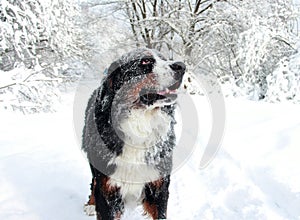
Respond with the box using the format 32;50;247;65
1;0;300;219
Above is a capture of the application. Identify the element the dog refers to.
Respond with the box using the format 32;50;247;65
82;48;186;220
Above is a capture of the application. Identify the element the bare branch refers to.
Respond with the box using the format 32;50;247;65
196;3;213;16
0;82;17;90
194;0;202;14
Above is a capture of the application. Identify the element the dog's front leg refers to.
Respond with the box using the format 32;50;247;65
143;175;171;220
94;173;124;220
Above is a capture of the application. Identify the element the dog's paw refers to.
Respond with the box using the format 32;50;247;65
83;204;96;216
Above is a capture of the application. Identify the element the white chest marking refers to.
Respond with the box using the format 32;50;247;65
109;108;172;202
119;108;171;148
109;145;159;203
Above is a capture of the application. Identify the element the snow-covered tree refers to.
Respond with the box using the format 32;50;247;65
79;3;135;77
95;0;298;100
0;0;83;70
1;0;299;112
265;44;300;103
197;0;298;100
120;0;226;61
0;0;84;113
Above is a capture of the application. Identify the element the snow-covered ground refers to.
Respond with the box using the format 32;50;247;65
1;87;300;220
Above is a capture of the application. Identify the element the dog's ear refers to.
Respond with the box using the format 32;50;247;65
107;60;121;76
106;60;122;92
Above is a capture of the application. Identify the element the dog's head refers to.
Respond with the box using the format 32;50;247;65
105;48;186;108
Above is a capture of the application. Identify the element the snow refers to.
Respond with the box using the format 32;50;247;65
1;89;300;220
0;94;91;220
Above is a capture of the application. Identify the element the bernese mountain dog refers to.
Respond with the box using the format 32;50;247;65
82;48;186;220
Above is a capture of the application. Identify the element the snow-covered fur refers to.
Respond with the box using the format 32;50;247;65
82;48;185;220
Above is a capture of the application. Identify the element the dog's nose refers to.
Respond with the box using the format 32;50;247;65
170;62;186;80
170;62;186;72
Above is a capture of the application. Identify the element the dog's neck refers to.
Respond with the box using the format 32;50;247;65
119;107;172;149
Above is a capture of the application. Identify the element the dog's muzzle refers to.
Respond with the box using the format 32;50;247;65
170;62;186;80
139;61;186;106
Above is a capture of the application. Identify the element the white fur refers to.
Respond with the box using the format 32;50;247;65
83;204;96;216
152;53;175;90
108;108;172;203
109;146;159;204
120;107;171;148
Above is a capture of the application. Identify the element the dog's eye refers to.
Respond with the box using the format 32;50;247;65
141;58;153;65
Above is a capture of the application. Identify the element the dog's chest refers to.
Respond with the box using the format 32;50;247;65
108;108;172;202
119;108;171;147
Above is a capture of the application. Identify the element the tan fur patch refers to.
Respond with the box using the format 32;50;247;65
102;176;120;195
143;201;158;220
151;178;163;188
86;177;96;206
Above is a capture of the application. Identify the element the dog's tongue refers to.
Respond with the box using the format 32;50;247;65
157;89;177;96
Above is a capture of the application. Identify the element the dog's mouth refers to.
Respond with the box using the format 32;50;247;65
139;91;177;106
138;81;181;106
